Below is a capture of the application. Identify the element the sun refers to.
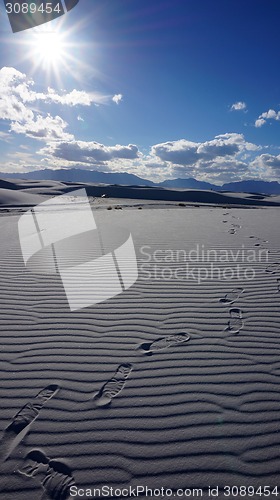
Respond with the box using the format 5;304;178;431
16;18;96;85
32;29;67;69
20;25;74;84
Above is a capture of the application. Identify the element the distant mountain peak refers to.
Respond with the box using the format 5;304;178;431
0;169;280;195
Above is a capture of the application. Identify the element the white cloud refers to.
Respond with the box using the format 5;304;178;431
40;140;139;164
0;67;69;141
140;133;267;183
27;88;109;106
0;93;34;123
255;118;266;128
0;66;122;142
11;114;74;142
230;101;247;111
151;140;198;166
77;115;84;122
151;133;258;166
3;67;280;185
255;108;280;127
0;66;138;174
112;94;123;104
251;153;280;170
111;149;280;184
0;150;44;173
0;67;114;107
20;131;280;184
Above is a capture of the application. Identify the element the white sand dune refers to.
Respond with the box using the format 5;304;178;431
1;181;280;499
1;177;280;209
0;188;46;207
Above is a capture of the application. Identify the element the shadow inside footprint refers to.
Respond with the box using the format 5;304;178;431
19;449;75;500
249;236;268;247
93;364;133;407
227;317;243;334
229;307;242;318
226;308;244;334
6;385;59;435
220;288;244;304
0;385;59;462
138;332;190;356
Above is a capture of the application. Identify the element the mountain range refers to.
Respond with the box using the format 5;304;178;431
1;168;280;195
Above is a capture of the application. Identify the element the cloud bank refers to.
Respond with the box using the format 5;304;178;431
0;67;123;141
42;141;139;164
2;67;280;184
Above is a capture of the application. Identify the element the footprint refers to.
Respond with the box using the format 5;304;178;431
138;332;190;356
265;263;280;274
0;385;59;461
19;449;75;500
226;308;244;334
219;288;244;304
93;364;132;407
249;236;268;246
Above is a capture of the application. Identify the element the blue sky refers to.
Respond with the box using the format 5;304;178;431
1;0;280;184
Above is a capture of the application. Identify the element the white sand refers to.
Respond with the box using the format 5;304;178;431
1;179;280;499
1;177;280;209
